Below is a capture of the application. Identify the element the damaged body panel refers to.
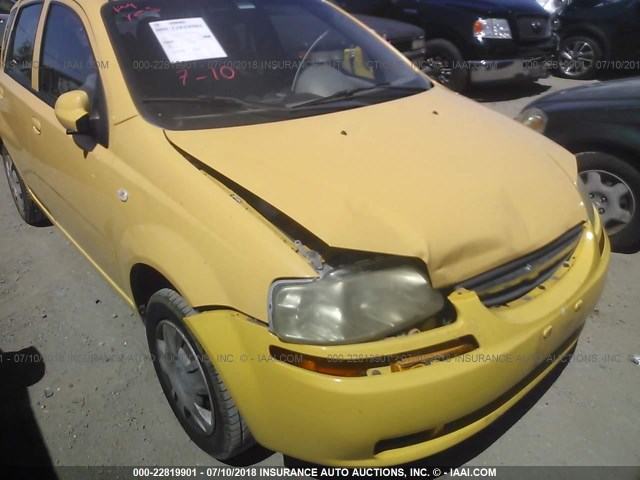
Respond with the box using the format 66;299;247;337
165;87;587;289
184;219;609;465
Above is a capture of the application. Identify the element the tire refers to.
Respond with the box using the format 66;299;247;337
146;288;255;459
2;147;49;226
556;36;602;80
422;39;469;92
577;151;640;253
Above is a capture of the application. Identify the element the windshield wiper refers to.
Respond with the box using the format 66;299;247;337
141;95;287;111
290;83;428;108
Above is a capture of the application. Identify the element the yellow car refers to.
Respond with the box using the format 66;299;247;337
0;0;608;467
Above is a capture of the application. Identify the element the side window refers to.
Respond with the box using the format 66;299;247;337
39;4;98;106
5;3;42;87
1;10;17;53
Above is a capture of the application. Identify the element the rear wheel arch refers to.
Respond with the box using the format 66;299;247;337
2;143;50;226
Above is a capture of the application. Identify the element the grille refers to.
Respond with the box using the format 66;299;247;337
455;224;583;307
516;15;552;40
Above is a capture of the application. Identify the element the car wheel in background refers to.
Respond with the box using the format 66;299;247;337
146;288;255;459
577;151;640;253
556;36;602;80
423;39;469;92
2;146;49;226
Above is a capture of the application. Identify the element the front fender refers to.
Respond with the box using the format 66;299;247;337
118;223;230;310
560;23;612;58
549;119;640;164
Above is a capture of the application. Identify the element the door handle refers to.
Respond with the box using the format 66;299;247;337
31;117;41;135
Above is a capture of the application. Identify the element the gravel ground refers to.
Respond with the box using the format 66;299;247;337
1;75;639;475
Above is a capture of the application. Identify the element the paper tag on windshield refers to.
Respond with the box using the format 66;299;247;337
149;18;227;63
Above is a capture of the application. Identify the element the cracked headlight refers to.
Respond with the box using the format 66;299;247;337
577;177;597;226
269;258;444;345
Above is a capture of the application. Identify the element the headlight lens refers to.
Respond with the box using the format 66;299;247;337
269;259;444;345
516;107;548;133
576;177;597;225
473;18;512;39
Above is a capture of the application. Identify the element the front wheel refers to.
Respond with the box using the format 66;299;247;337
422;39;469;92
577;151;640;253
146;289;255;459
556;36;602;80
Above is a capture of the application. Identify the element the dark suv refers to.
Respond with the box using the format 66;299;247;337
336;0;558;91
554;0;640;79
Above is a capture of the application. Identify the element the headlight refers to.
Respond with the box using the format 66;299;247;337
269;258;444;345
537;0;571;13
473;18;512;39
411;37;426;50
516;107;548;133
576;177;597;225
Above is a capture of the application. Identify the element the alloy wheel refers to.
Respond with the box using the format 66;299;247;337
559;40;594;77
155;320;215;435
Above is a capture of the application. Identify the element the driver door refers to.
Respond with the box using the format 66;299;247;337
25;1;121;281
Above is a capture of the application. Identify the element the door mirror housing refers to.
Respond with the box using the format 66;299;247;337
54;90;91;134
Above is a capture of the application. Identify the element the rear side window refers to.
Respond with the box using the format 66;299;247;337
39;4;99;105
5;3;42;87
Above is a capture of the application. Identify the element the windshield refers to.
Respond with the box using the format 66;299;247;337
102;0;431;130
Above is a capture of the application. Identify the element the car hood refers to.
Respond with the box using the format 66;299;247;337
355;14;424;40
164;87;586;287
446;0;547;15
529;77;640;109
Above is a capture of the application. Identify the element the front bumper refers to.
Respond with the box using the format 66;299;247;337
469;56;552;84
185;222;609;466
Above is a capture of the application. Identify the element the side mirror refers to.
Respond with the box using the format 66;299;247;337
54;90;90;134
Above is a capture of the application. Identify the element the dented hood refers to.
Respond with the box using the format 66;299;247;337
164;86;586;287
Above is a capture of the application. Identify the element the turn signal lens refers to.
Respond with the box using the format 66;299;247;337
269;336;479;377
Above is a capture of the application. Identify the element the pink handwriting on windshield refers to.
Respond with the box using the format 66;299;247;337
177;66;237;86
113;3;136;13
113;4;161;21
124;7;161;21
